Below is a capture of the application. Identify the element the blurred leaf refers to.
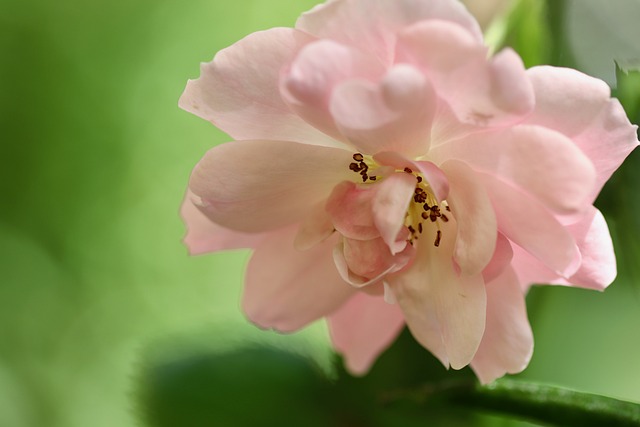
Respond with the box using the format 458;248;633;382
566;0;640;86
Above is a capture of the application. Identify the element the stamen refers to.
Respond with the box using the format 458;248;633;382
404;167;413;174
441;214;449;222
353;153;364;162
434;230;442;247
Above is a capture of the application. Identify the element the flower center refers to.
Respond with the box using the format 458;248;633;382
348;152;451;247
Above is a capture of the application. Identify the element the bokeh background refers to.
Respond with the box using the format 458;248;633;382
1;0;639;426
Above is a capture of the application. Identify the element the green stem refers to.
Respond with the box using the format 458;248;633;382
383;379;640;427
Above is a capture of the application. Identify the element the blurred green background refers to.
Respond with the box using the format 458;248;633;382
1;0;639;426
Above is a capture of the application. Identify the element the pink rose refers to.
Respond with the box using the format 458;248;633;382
179;0;639;383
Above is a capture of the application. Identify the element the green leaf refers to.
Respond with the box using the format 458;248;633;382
385;379;640;427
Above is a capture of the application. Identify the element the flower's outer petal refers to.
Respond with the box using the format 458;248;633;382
512;207;616;292
389;219;486;369
326;181;380;240
243;227;355;332
179;28;339;147
180;190;267;254
480;173;581;277
296;0;482;64
566;207;617;290
441;160;497;276
330;64;436;157
281;40;385;141
482;232;513;283
374;151;450;201
372;172;416;254
189;140;353;233
471;267;533;384
397;22;534;127
526;67;639;199
328;292;405;375
431;125;596;214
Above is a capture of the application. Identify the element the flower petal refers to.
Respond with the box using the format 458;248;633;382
326;181;380;240
179;28;338;147
294;204;335;251
525;67;639;199
374;151;450;201
482;232;513;283
372;172;416;254
512;207;617;291
441;160;497;275
471;267;533;384
189;140;353;232
397;21;533;127
328;292;405;375
431;125;596;214
243;227;355;332
389;219;486;369
296;0;482;64
281;39;385;141
565;207;617;290
180;190;266;254
330;64;437;157
480;173;581;277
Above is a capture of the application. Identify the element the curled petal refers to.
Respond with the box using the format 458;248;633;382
243;227;355;332
441;160;497;276
326;181;379;240
330;64;437;157
296;0;482;64
179;28;339;146
372;172;416;254
471;267;533;384
389;219;486;369
180;190;266;254
189;140;353;232
328;292;405;375
482;232;513;283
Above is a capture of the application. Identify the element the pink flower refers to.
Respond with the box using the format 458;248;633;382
179;0;639;383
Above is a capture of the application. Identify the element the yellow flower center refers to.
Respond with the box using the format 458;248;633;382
349;152;451;247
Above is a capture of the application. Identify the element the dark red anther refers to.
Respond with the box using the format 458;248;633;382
404;167;413;174
441;214;449;222
434;230;442;247
353;153;364;162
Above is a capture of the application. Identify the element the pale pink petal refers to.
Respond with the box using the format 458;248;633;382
328;292;405;375
431;125;596;214
525;66;612;137
330;64;436;157
180;190;266;254
482;232;513;283
397;22;533;126
480;173;581;277
372;172;416;254
281;39;385;141
441;160;497;275
333;240;397;287
189;140;353;232
513;207;617;291
243;227;355;332
326;181;380;240
374;151;450;201
179;28;339;147
471;267;533;384
294;204;335;251
297;0;482;64
565;207;617;290
526;67;639;199
389;218;486;369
